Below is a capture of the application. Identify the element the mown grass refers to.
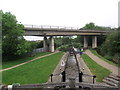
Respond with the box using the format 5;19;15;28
82;54;111;82
2;52;64;84
2;52;51;69
90;49;118;67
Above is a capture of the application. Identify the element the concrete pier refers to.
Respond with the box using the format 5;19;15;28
92;36;97;48
49;36;54;52
84;36;88;48
43;36;48;51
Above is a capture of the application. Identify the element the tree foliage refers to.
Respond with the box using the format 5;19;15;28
100;31;120;63
2;11;34;59
0;11;2;54
81;22;110;46
83;22;96;30
54;36;82;51
36;41;43;48
83;22;111;30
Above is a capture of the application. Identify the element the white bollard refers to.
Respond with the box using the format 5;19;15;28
8;85;13;90
61;60;65;66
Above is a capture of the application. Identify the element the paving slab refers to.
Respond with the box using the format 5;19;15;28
47;53;69;83
76;54;94;83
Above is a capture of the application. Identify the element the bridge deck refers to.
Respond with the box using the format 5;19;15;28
24;25;110;36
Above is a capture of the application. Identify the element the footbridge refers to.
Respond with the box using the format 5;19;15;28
24;25;110;52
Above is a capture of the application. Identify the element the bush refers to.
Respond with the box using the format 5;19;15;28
58;45;70;52
72;43;82;49
113;53;120;64
1;11;41;61
104;55;112;61
100;31;120;64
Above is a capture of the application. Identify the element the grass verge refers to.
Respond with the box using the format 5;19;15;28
2;52;51;69
90;49;118;67
2;52;64;84
82;54;111;82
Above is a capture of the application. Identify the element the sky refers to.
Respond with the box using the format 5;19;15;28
1;0;119;40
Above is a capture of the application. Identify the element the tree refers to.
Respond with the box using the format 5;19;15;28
0;11;1;80
2;11;32;59
73;36;83;47
83;22;111;30
62;36;72;45
54;37;62;49
100;31;120;63
82;22;111;47
36;41;43;48
83;22;96;30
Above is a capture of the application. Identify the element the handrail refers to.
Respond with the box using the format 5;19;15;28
24;24;79;30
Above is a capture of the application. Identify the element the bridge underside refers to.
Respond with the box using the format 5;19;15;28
24;30;106;36
40;35;98;52
24;27;108;52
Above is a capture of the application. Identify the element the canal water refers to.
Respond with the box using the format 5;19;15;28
65;54;79;83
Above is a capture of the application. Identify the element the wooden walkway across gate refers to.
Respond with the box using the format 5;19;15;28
1;82;118;90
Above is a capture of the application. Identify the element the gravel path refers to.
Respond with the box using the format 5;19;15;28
0;52;59;72
85;50;119;75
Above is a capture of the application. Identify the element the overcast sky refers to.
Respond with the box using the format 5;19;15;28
1;0;119;40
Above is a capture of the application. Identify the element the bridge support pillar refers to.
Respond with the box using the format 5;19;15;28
92;36;97;48
84;36;88;48
49;36;54;52
43;36;48;51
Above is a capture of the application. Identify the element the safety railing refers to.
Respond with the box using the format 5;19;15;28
24;24;79;30
32;48;44;54
50;71;96;84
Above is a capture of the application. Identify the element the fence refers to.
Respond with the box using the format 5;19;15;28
32;48;44;54
24;24;79;30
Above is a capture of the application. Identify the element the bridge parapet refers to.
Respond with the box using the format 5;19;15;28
24;24;113;37
24;25;112;34
24;24;79;30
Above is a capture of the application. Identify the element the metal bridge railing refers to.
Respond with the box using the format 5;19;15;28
24;24;79;30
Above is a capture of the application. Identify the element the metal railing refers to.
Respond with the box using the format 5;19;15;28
24;24;79;30
32;48;44;54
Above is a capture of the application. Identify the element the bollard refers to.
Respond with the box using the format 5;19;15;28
61;71;66;82
79;72;83;82
0;85;5;90
50;74;53;82
93;75;96;84
8;85;13;90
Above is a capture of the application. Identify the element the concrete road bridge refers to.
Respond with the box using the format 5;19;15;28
24;25;111;52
